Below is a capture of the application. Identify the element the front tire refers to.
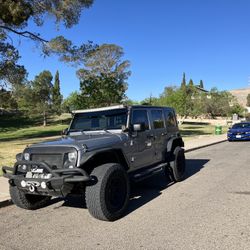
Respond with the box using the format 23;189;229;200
86;163;130;221
10;185;51;210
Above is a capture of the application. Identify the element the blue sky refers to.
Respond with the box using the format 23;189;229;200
14;0;250;101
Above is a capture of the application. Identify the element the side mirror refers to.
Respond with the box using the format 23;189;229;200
133;123;146;132
122;125;129;132
62;128;69;135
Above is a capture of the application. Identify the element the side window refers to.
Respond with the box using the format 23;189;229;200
151;110;165;129
164;109;177;127
131;110;149;130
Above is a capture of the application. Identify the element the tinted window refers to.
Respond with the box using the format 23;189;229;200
164;109;177;127
70;109;127;131
151;110;165;129
132;110;149;129
232;123;250;129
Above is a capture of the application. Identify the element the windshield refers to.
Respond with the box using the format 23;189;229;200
232;123;250;129
70;109;127;131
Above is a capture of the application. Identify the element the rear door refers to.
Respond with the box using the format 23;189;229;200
150;109;166;162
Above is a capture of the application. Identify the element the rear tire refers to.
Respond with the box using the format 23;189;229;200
10;185;51;210
169;146;186;182
86;163;130;221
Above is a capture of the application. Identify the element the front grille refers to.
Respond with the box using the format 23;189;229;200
31;154;63;168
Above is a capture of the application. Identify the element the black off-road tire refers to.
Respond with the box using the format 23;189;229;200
10;185;51;210
169;146;186;182
85;163;130;221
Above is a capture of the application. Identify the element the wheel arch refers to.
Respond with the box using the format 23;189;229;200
81;148;129;174
167;137;184;153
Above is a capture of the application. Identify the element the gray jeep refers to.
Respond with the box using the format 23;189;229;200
2;105;185;221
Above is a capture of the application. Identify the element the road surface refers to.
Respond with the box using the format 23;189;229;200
0;141;250;250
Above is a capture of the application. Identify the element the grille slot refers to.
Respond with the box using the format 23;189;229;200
31;154;63;168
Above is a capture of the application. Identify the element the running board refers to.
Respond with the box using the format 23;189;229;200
132;163;168;182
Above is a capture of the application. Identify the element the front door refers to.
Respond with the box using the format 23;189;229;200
127;109;155;169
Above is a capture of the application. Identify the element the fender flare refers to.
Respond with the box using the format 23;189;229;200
167;137;184;153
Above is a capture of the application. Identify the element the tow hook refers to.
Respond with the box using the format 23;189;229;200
29;184;35;193
21;180;40;192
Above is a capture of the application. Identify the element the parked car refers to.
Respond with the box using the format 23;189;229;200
227;122;250;141
2;105;185;221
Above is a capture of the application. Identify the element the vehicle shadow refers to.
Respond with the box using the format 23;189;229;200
126;159;209;216
54;159;209;216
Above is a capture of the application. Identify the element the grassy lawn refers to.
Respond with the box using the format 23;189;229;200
0;136;62;176
0;114;71;175
179;123;228;140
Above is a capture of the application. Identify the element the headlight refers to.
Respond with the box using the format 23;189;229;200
24;153;30;161
68;152;77;162
245;131;250;134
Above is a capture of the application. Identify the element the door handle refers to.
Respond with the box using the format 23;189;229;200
147;134;155;139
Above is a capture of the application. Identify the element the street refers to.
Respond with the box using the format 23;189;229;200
0;141;250;250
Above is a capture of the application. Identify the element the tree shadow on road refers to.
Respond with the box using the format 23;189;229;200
53;159;210;218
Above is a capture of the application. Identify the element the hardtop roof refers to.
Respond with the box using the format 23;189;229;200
72;105;174;114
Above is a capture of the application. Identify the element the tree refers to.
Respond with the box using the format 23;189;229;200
199;80;204;89
52;70;62;115
0;88;17;109
203;88;234;118
77;44;131;108
247;93;250;107
181;72;186;90
0;0;96;89
229;103;245;117
188;79;194;87
157;86;187;117
0;33;27;89
32;70;53;126
79;73;127;108
62;91;83;112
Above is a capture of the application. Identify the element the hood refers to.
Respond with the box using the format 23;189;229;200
29;131;127;151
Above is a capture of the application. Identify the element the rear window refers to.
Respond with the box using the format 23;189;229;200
151;110;165;129
164;109;177;127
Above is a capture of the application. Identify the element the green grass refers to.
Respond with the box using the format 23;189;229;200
0;124;67;141
0;114;71;175
0;114;71;141
179;123;228;140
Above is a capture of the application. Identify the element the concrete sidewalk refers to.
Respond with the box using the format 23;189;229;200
184;134;227;152
0;134;227;208
0;176;12;207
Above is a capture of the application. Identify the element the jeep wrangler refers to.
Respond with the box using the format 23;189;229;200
2;105;185;221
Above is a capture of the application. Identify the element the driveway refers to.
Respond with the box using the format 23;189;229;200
0;141;250;250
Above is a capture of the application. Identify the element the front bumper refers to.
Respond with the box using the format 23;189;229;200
227;134;250;141
2;161;91;197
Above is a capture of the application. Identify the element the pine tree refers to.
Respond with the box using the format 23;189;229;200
188;79;194;86
52;70;63;115
181;72;186;89
199;80;204;89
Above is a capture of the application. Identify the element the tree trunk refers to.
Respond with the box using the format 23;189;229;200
43;110;47;126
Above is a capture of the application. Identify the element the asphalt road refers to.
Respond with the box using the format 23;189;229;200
0;141;250;250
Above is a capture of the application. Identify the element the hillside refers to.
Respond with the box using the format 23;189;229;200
229;88;250;107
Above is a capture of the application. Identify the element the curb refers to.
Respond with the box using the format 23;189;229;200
0;138;228;209
185;139;227;153
0;199;12;208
